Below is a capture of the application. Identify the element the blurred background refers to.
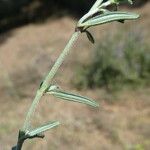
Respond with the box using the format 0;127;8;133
0;0;149;149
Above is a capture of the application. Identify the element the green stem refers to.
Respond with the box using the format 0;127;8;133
78;0;103;25
22;31;80;131
90;0;103;11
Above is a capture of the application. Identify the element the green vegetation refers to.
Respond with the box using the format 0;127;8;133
74;28;149;90
11;0;139;149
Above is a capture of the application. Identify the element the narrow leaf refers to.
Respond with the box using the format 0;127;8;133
27;121;60;137
79;11;139;27
47;89;99;107
85;30;95;44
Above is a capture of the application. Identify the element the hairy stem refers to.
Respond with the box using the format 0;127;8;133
22;31;80;131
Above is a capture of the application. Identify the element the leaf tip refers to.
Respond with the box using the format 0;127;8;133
132;13;140;19
136;14;140;19
92;101;100;108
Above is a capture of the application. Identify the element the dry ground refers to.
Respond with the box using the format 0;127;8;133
0;3;150;150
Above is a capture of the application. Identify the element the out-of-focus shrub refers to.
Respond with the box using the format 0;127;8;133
0;0;148;17
74;28;150;90
0;0;93;17
131;0;148;7
0;0;31;16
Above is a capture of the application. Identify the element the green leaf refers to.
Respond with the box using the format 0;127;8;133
27;121;60;137
47;87;99;107
79;11;139;28
101;9;125;23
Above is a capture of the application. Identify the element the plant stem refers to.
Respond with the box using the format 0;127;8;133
15;140;24;150
90;0;103;11
22;1;101;132
78;0;103;25
78;8;99;25
22;31;80;131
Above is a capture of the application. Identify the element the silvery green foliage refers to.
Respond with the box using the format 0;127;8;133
13;1;139;150
77;0;138;29
77;0;139;43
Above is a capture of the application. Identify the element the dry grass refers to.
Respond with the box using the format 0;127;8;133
0;3;150;150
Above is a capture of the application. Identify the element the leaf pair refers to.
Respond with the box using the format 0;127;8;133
46;85;99;107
